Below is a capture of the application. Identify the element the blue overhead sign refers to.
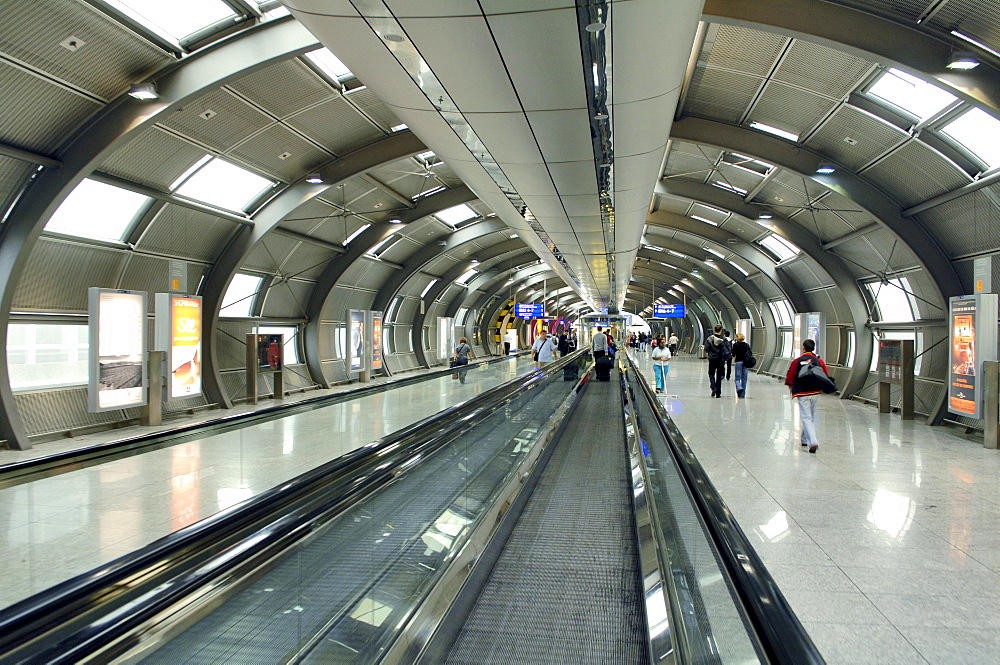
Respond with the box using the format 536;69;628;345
654;304;686;318
514;304;545;318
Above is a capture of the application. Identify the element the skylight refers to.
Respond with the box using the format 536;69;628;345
344;224;371;245
941;108;1000;169
367;233;399;257
749;121;799;142
768;299;793;327
45;179;150;242
436;204;477;226
420;279;438;298
305;48;353;80
101;0;236;43
220;273;262;318
691;215;718;226
456;269;478;286
867;68;956;122
391;124;408;132
760;234;800;261
729;260;749;276
174;158;274;212
713;181;748;195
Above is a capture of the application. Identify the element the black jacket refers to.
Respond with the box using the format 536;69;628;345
704;334;726;360
732;340;750;362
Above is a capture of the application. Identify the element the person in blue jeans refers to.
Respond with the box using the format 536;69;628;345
784;339;830;453
732;332;750;398
651;337;672;393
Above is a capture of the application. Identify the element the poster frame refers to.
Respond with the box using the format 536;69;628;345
155;293;203;400
347;309;365;374
948;294;998;419
88;288;147;413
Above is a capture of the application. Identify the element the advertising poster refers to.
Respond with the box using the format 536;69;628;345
349;310;365;371
949;297;978;416
878;340;902;384
158;295;202;399
88;288;147;412
257;334;283;370
371;312;383;371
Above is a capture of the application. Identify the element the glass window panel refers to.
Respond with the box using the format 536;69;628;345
45;179;149;242
941;108;1000;169
174;158;274;212
846;330;855;367
867;278;914;322
7;324;88;390
220;273;262;317
759;234;799;261
768;299;793;328
102;0;236;42
255;325;300;364
436;204;477;226
305;48;352;80
867;68;956;121
781;330;794;357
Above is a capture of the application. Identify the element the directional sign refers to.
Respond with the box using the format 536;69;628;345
515;304;545;318
654;304;686;318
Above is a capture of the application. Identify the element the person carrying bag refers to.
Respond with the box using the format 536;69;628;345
451;337;474;383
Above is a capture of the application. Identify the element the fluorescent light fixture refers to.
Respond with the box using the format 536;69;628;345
435;203;477;226
127;82;158;100
713;180;748;195
305;48;352;80
816;163;836;174
729;261;749;276
758;211;773;220
643;244;665;252
388;217;403;224
174;158;274;212
947;51;980;70
706;247;725;258
390;124;408;132
306;172;323;184
749;121;799;142
941;108;1000;169
667;250;686;258
469;257;479;264
418;151;436;161
867;68;956;121
414;185;445;199
691;215;718;226
456;268;478;285
509;233;518;238
344;223;371;245
951;30;1000;60
420;279;438;298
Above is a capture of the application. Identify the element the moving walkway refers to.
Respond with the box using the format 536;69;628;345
0;352;823;664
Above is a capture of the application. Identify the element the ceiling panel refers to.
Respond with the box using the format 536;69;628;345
242;233;301;273
747;82;839;138
344;86;402;132
773;39;875;100
805;105;908;171
699;23;789;76
861;139;973;208
283;242;339;281
136;204;241;263
229;58;337;119
159;88;274;153
683;66;764;124
101;127;207;192
0;156;36;220
14;239;125;312
229;124;331;182
285;96;385;156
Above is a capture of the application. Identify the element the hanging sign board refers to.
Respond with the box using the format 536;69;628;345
948;294;998;419
653;304;685;318
371;311;383;371
88;288;147;412
155;294;202;399
514;303;545;318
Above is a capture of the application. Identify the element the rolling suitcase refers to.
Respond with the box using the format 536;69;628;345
563;362;580;381
595;355;614;382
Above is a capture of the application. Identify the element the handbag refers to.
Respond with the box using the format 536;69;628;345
743;354;757;369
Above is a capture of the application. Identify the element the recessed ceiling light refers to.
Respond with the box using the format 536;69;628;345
384;33;404;42
127;82;158;100
305;173;323;184
586;22;606;33
816;163;836;174
389;218;403;224
947;51;979;70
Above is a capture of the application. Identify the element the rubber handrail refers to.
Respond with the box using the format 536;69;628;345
624;355;825;665
0;351;583;661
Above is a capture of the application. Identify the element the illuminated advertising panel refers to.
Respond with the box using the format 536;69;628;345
878;340;903;384
348;309;364;372
156;294;202;399
653;304;685;318
88;288;147;412
948;294;998;419
257;334;283;370
437;316;454;363
371;311;383;371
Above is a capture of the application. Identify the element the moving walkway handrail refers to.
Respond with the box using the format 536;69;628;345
0;353;523;488
0;351;583;664
624;354;824;665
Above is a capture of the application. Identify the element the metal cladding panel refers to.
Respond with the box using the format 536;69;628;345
0;61;101;153
282;242;338;281
229;124;330;183
101;127;209;192
229;59;336;119
861;139;973;208
321;286;375;319
653;194;694;216
714;163;768;194
752;273;784;300
376;236;420;264
242;233;301;273
762;170;828;209
0;0;171;100
159;88;274;153
14;239;125;312
919;325;949;379
337;256;376;288
699;23;789;76
118;254;169;307
353;260;397;290
404;217;450;242
345;86;403;132
805;105;908;171
284;363;315;390
780;259;827;291
216;320;253;369
0;156;35;217
279;198;338;235
322;358;349;384
285;96;385;156
392;352;418;370
16;387;123;437
747;82;840;138
665;151;714;181
928;0;1000;56
857;227;921;272
398;273;435;297
790;206;857;241
772;40;875;100
916;184;1000;258
376;171;438;200
683;66;764;124
904;269;945;319
261;280;313;318
423;253;457;275
137;204;241;263
393;321;414;353
317;321;337;359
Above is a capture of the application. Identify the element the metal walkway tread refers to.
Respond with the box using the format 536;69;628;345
443;375;647;665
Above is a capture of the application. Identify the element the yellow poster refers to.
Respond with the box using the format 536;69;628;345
170;297;202;398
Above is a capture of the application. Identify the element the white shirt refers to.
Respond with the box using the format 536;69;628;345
652;346;672;366
591;332;608;352
532;336;557;363
668;335;678;345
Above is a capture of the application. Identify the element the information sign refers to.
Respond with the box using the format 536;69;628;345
514;303;545;318
88;288;147;412
653;304;686;318
878;340;903;384
371;311;383;371
155;294;202;399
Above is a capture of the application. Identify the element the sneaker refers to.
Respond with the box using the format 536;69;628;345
808;445;818;454
801;442;808;447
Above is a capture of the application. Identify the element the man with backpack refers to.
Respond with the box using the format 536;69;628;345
704;325;729;398
784;339;835;453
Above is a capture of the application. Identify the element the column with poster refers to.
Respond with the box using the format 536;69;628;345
370;310;385;377
155;294;202;400
437;316;454;365
88;288;148;412
948;294;998;419
347;309;367;381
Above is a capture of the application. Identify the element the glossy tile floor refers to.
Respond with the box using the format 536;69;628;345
630;351;1000;665
0;357;535;610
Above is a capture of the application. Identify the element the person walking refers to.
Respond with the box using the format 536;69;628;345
668;333;679;355
591;326;608;358
532;330;558;368
784;339;830;453
732;333;751;398
651;337;672;394
723;329;733;381
704;325;727;398
557;331;569;357
451;337;474;384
